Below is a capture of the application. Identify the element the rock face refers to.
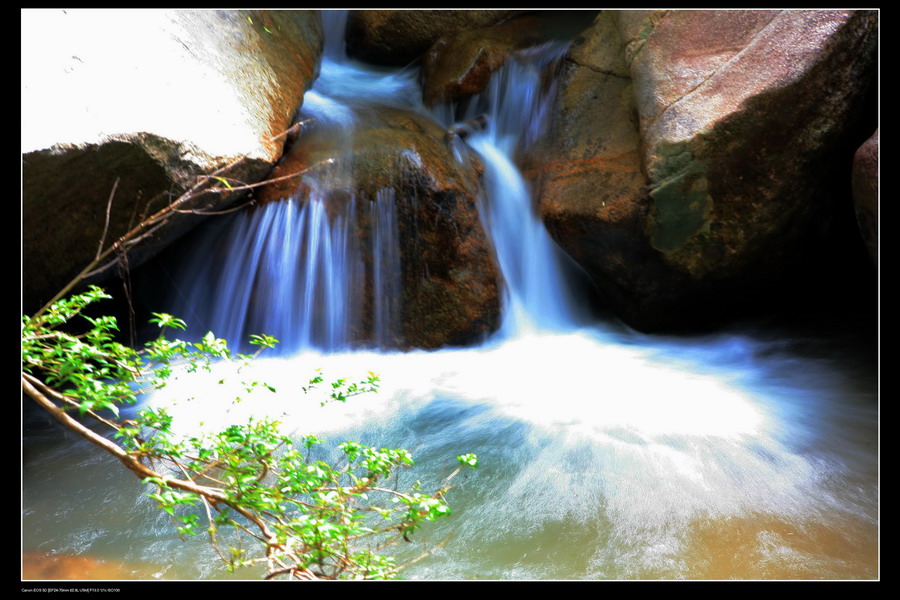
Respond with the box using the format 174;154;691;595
532;9;878;330
258;106;502;349
852;130;879;263
527;12;654;324
22;9;322;312
345;10;518;66
422;16;546;107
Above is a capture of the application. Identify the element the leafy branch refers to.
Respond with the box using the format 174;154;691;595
23;285;477;579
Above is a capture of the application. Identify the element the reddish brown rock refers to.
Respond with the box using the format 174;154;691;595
526;12;657;322
532;9;878;330
258;106;502;349
852;129;878;263
630;10;877;272
22;10;322;312
345;10;518;66
422;16;545;106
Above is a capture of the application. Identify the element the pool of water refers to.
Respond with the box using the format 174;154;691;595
22;324;878;581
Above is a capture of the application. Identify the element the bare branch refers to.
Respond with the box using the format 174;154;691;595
170;199;257;216
397;531;454;570
263;118;314;145
28;121;315;324
96;177;120;260
200;158;335;194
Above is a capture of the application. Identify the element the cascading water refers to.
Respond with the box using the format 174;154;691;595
167;19;583;350
439;43;590;334
22;13;877;581
167;19;421;353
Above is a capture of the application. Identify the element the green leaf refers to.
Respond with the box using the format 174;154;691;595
457;453;479;469
213;176;234;191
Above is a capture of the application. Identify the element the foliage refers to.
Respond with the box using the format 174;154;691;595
22;286;476;580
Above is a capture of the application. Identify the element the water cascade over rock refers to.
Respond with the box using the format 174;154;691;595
22;10;878;582
168;15;506;352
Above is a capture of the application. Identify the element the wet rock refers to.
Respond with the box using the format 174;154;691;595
345;10;518;66
532;9;878;330
22;9;322;312
526;12;658;325
852;129;878;263
258;106;502;349
422;16;545;106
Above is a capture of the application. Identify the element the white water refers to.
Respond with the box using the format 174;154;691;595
458;45;590;335
23;326;878;579
22;14;878;580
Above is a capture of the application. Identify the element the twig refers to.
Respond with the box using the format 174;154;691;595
170;200;256;216
96;177;119;260
396;531;454;570
263;118;314;145
201;158;335;193
22;372;122;432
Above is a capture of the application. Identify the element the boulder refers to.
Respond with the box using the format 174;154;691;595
422;16;546;107
345;10;518;66
852;130;878;263
257;106;502;349
22;9;322;312
527;12;657;323
532;9;878;330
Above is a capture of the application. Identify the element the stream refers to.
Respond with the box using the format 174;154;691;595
22;12;878;581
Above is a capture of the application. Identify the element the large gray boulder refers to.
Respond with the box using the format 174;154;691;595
22;9;322;311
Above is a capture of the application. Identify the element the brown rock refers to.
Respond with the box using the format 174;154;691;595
528;12;670;323
533;9;878;330
345;10;518;66
22;10;322;312
422;16;546;106
258;106;502;349
631;10;877;273
852;129;878;263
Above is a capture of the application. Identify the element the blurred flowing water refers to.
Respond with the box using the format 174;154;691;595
22;12;877;580
22;326;878;580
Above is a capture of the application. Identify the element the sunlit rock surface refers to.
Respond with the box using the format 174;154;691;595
527;12;657;327
532;9;877;331
22;9;322;311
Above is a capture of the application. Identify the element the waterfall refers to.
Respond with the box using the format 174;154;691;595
166;21;587;352
441;43;590;335
23;12;876;582
167;17;424;353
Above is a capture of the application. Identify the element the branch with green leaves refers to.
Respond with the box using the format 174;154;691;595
22;286;477;580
